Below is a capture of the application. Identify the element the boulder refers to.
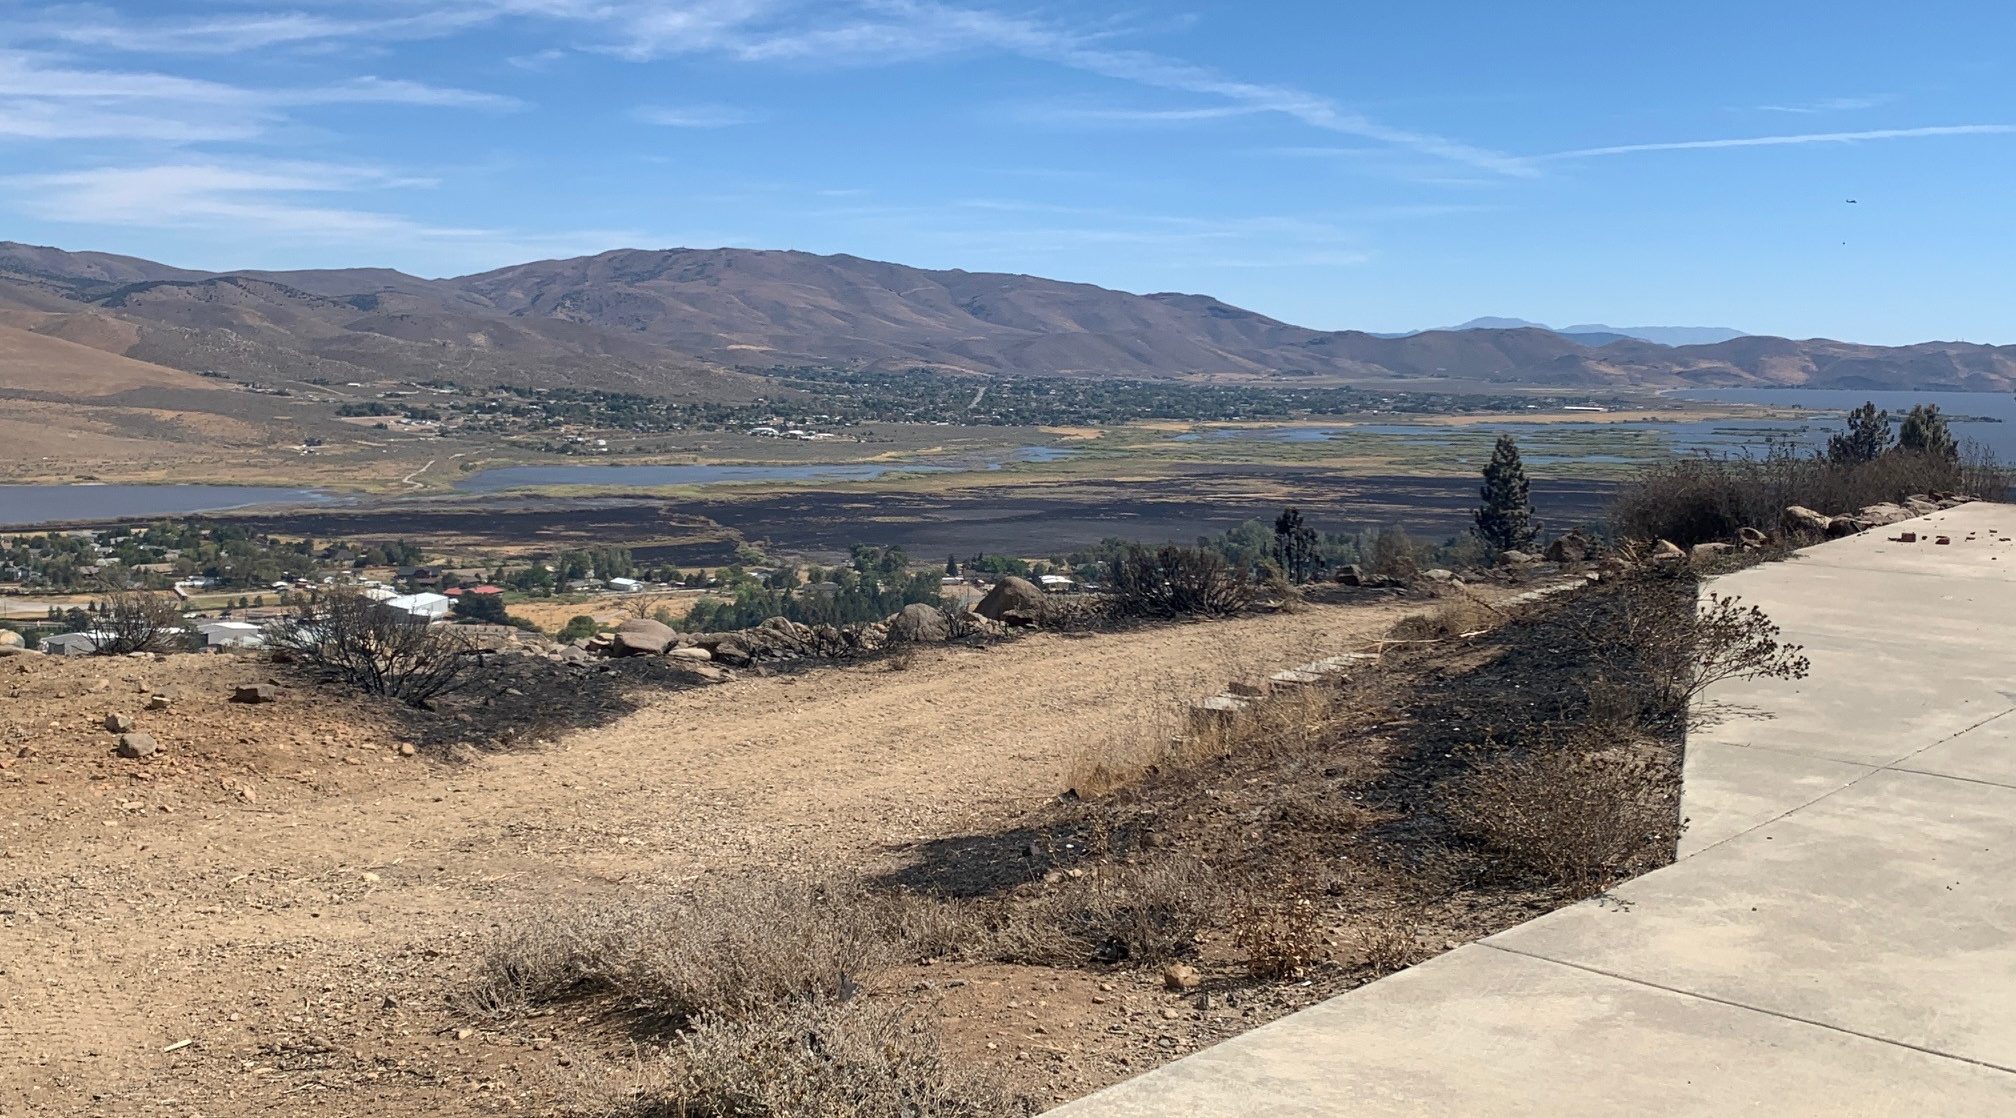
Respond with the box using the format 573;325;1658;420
710;639;753;667
666;645;713;661
232;683;277;704
1737;526;1769;547
669;660;733;684
1420;568;1455;583
1000;609;1041;629
1544;530;1593;564
1825;516;1867;539
104;712;135;733
115;732;157;759
889;602;951;643
0;630;21;649
1162;963;1202;992
0;645;40;657
1690;542;1733;560
1783;506;1832;536
1649;540;1686;561
974;575;1045;622
1857;503;1913;527
1497;549;1538;567
611;617;676;656
1904;496;1941;516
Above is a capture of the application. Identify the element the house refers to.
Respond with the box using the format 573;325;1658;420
42;632;103;655
607;577;643;592
196;620;265;649
379;592;451;622
1039;574;1077;593
401;566;443;587
359;586;399;602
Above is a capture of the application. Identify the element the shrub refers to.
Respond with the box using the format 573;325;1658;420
1230;894;1323;979
556;614;600;642
267;591;475;706
1577;564;1809;725
1105;544;1254;619
90;589;185;655
1450;730;1677;899
1386;594;1500;642
1612;444;2008;548
1363;525;1419;579
471;878;896;1026
990;856;1218;967
578;1002;1019;1118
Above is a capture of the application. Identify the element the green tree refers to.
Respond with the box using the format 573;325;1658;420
556;614;599;642
1827;401;1892;464
1473;434;1539;552
1897;403;1958;460
946;554;959;576
1271;507;1322;583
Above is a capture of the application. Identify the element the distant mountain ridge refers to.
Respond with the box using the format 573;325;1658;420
1442;317;1750;347
1;240;2012;393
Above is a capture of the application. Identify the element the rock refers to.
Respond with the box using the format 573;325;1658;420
1690;542;1733;560
115;732;157;759
889;602;951;643
611;618;676;656
1648;540;1686;561
0;645;40;658
1825;515;1867;539
1856;502;1912;528
0;630;21;649
1544;530;1593;564
1000;608;1040;629
104;712;136;733
398;743;417;757
671;661;733;684
666;645;713;661
146;694;171;711
710;639;753;667
1497;549;1538;567
1737;526;1769;546
1226;680;1271;698
1903;495;1941;515
1162;963;1201;992
1336;563;1366;586
231;683;277;704
974;575;1045;622
1782;505;1832;536
1420;568;1455;583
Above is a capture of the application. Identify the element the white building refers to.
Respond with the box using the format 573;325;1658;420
196;620;265;649
379;592;451;621
607;577;643;592
1039;574;1077;593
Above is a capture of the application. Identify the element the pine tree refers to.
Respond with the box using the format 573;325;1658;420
946;554;959;576
1827;401;1892;464
1897;403;1958;460
1271;507;1321;584
1474;434;1539;552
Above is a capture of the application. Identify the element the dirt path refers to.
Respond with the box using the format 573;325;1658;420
0;600;1417;1116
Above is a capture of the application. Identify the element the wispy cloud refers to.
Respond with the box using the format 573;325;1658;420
634;103;763;127
1;160;482;239
1753;95;1894;114
1548;124;2016;159
1000;100;1264;127
7;5;490;54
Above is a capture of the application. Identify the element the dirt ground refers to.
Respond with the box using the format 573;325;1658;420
0;598;1423;1117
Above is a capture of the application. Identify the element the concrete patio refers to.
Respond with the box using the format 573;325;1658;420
1051;502;2016;1116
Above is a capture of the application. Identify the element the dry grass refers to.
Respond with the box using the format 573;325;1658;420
1229;893;1323;979
561;1002;1022;1118
1384;591;1503;643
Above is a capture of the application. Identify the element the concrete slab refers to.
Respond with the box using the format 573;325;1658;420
1492;768;2016;1070
1678;740;1872;856
1902;710;2016;789
1045;945;2016;1117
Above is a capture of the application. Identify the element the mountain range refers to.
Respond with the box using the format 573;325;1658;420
1438;318;1750;347
2;241;2013;394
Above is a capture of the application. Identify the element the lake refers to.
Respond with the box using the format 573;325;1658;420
0;484;328;528
1668;388;2016;459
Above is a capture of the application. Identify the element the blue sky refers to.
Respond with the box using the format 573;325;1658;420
1;1;2013;344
